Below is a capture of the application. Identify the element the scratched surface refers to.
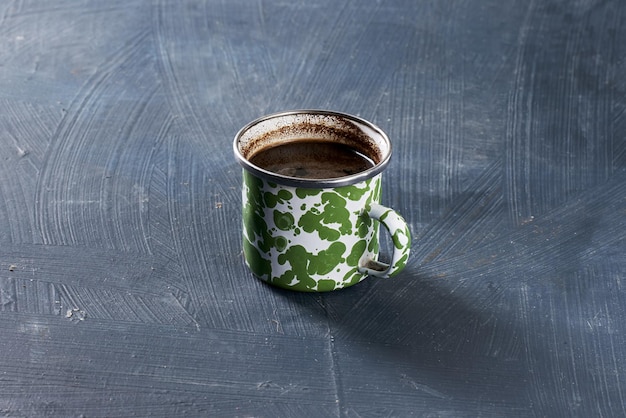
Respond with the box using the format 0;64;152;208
0;0;625;416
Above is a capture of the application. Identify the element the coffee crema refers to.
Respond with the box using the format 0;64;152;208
249;139;375;180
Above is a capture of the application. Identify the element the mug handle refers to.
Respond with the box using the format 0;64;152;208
358;203;411;278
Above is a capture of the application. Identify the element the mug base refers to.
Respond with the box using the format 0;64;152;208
251;271;366;292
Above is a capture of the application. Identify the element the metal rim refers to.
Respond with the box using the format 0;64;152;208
233;110;391;188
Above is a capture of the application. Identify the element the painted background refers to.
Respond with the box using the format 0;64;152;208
0;0;624;416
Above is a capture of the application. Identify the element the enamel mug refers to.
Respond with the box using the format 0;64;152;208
234;110;411;292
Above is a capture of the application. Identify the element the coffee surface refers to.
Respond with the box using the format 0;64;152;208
249;140;375;179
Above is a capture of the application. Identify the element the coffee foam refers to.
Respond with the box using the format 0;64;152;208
239;114;384;166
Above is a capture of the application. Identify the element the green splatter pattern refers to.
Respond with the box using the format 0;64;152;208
241;170;410;291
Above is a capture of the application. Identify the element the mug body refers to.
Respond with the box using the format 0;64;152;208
242;170;382;292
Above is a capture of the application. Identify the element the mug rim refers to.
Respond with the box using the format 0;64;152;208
233;110;392;188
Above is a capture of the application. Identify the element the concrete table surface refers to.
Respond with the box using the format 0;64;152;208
0;0;624;416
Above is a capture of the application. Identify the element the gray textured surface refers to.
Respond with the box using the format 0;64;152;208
1;0;625;416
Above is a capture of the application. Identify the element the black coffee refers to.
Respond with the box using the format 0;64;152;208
249;140;375;179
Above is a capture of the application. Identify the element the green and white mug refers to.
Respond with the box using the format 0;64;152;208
234;110;411;292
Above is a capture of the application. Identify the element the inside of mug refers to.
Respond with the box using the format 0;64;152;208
237;112;388;166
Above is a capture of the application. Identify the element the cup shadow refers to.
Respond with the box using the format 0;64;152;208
280;268;533;414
